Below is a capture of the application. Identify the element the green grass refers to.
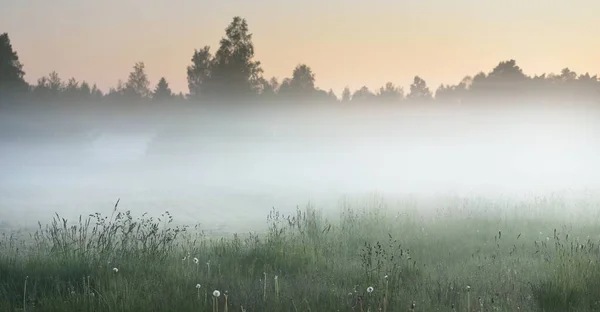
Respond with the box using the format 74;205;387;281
2;195;600;311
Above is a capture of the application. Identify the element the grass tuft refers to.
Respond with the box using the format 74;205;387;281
1;195;600;311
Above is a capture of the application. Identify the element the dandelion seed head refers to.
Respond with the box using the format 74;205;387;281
213;290;221;297
466;285;471;290
367;286;374;293
113;267;118;273
196;284;201;289
193;257;199;264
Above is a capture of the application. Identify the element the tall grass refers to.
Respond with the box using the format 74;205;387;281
1;195;600;311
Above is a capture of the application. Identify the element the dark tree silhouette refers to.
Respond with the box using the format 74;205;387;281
32;71;63;101
376;82;404;103
279;64;317;99
341;87;351;103
407;76;432;101
153;77;174;101
435;76;471;104
351;86;376;102
62;77;80;102
1;17;600;108
326;89;337;102
105;79;126;100
187;46;213;100
210;16;263;99
124;62;151;99
291;64;316;91
258;76;279;100
0;33;27;98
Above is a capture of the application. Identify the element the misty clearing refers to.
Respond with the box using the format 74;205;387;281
1;103;600;312
2;14;600;310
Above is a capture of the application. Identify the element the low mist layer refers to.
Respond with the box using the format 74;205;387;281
1;103;598;229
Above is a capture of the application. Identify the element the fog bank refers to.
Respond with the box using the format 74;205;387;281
1;102;599;230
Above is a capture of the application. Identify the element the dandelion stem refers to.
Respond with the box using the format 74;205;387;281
263;272;267;302
23;276;28;312
274;275;279;301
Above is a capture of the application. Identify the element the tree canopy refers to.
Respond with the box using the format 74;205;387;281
0;33;27;98
1;17;599;106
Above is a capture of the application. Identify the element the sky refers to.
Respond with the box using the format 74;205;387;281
2;0;599;96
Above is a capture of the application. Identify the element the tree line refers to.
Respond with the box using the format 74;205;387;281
1;16;599;106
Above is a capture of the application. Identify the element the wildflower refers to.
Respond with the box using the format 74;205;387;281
384;274;388;280
466;285;471;291
113;267;118;273
213;290;221;297
196;284;202;299
193;257;199;264
367;286;374;293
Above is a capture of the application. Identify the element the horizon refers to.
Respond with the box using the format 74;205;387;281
2;0;600;96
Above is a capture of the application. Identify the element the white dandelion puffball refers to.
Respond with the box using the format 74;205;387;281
113;267;119;273
196;284;201;289
193;257;199;264
467;285;471;291
367;286;374;293
213;290;221;297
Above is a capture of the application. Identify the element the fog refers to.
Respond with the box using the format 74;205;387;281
1;102;599;230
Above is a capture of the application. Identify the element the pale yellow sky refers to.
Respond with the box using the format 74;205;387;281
2;0;599;96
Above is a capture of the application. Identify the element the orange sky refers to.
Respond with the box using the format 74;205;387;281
2;0;599;96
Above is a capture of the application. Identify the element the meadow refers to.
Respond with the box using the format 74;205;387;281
1;194;600;312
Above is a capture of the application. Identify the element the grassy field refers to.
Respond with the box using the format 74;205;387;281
1;194;600;311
